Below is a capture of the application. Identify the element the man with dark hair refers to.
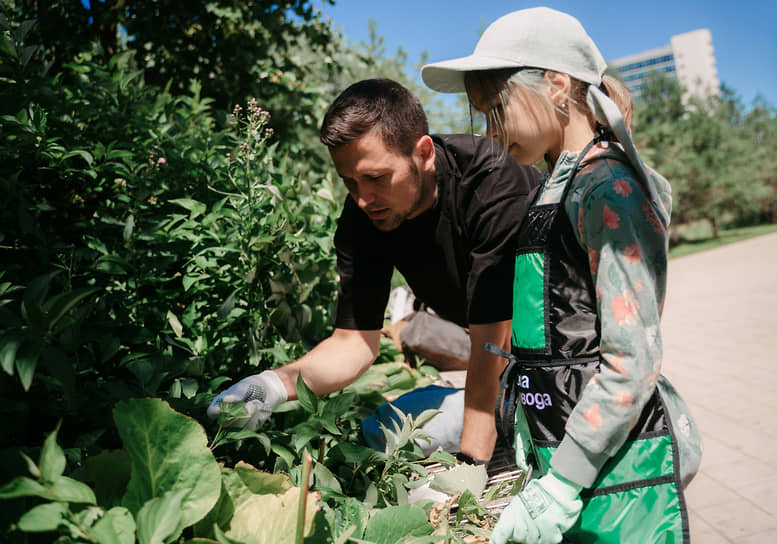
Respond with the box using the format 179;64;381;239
209;78;541;463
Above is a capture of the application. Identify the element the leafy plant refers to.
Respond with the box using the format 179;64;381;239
0;395;503;543
0;399;323;543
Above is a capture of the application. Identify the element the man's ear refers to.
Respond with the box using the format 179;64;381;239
414;134;435;172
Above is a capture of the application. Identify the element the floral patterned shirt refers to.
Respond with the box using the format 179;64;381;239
550;142;672;484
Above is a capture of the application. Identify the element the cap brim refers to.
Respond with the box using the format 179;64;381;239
422;55;523;93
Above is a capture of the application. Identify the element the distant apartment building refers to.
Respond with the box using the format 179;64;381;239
609;29;720;101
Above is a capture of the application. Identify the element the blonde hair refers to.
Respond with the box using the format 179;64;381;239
464;69;633;156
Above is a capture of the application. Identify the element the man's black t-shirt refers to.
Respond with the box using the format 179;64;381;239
333;134;542;329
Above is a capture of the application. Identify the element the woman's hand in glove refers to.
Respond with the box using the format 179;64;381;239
490;469;583;544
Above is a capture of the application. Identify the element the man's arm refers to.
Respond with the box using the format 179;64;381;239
207;328;381;428
273;328;381;399
459;320;511;461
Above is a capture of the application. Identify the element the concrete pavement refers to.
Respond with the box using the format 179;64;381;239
661;231;777;542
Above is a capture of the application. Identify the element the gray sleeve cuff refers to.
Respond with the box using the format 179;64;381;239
550;434;611;488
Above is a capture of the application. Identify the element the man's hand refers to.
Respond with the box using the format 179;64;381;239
490;470;583;544
459;320;511;460
207;370;287;431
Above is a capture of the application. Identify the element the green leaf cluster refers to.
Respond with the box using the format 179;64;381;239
1;397;502;543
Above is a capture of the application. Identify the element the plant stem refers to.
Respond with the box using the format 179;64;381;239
296;452;313;544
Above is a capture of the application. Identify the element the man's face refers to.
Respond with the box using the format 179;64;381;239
329;131;435;232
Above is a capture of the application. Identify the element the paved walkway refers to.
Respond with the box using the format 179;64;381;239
661;231;777;543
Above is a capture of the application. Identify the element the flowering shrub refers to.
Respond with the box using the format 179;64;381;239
0;28;339;470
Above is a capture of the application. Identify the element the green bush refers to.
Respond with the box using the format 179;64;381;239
0;25;339;461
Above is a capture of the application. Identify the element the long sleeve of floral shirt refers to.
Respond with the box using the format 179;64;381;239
550;143;672;488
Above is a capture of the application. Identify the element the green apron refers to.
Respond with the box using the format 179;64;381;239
495;139;697;543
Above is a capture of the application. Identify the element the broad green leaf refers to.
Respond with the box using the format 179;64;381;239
61;149;95;166
233;461;291;496
166;310;184;337
455;489;489;524
217;289;239;320
94;255;130;275
0;33;14;58
414;409;442;428
0;331;23;375
105;149;135;161
0;476;49;500
42;287;100;332
91;507;136;544
192;476;233;539
329;497;368;542
363;504;433;544
312;462;342;494
51;476;97;504
73;450;131;507
295;373;318;414
40;422;66;483
327;443;375;465
426;450;456;468
136;489;188;544
319;412;340;435
392;474;409;505
74;505;102;530
182;274;207;291
15;341;40;391
169;379;182;398
16;20;36;42
270;444;295;472
226;487;319;544
197;462;293;539
115;398;221;529
363;483;378;508
214;524;244;544
20;451;41;479
180;377;199;399
16;502;67;533
19;45;37;67
429;463;488;498
170;198;207;219
215;429;271;453
322;391;355;417
123;214;135;242
290;422;320;451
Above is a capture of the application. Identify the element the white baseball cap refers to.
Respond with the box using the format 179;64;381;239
421;7;607;94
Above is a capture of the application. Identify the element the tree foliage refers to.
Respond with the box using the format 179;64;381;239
2;0;341;155
633;73;776;240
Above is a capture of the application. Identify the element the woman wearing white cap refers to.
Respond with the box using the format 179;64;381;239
423;7;700;544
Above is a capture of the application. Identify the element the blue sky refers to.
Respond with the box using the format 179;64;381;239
317;0;777;108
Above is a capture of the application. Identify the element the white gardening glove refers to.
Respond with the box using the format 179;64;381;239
490;469;583;544
207;370;287;431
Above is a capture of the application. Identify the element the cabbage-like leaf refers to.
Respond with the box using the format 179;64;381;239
115;398;221;529
227;487;320;544
363;504;433;544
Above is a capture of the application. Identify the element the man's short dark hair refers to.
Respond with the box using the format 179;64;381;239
320;78;429;156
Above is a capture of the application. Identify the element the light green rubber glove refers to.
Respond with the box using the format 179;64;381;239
513;402;533;473
490;469;583;544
